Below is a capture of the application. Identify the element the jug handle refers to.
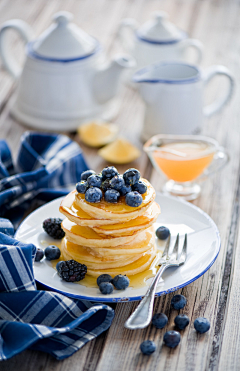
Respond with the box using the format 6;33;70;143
117;18;138;53
0;19;33;79
179;38;203;64
203;65;234;117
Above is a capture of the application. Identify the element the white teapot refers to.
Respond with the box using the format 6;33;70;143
118;11;203;76
0;11;134;131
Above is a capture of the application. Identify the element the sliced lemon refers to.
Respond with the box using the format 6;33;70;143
98;137;141;164
78;121;118;147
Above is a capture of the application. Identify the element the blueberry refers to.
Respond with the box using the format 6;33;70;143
87;174;102;188
119;184;132;196
85;187;102;203
102;166;118;181
194;317;210;333
132;181;147;194
45;245;61;261
112;274;129;290
81;170;95;181
110;175;125;191
156;226;170;240
152;313;168;329
123;168;140;186
171;294;187;310
101;179;111;192
97;274;112;286
76;180;88;194
99;282;114;295
125;191;143;207
104;189;120;203
163;331;181;348
56;260;65;273
35;248;44;262
174;314;190;330
140;340;156;355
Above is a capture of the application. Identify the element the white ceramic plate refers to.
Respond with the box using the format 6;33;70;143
16;193;220;302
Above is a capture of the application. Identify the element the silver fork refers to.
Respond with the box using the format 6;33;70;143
124;233;187;330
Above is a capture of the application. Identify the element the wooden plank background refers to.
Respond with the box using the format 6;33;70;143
0;0;240;370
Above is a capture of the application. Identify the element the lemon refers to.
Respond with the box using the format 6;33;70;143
78;121;118;147
98;138;141;164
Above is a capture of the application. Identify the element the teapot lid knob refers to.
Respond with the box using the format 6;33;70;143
53;11;73;25
153;11;168;22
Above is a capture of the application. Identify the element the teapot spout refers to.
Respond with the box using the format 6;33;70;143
94;55;135;104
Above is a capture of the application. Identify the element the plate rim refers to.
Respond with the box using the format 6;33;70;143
16;192;221;303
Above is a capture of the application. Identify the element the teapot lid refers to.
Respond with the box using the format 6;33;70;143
31;11;99;60
137;11;187;44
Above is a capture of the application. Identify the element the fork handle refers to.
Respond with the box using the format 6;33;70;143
124;264;168;330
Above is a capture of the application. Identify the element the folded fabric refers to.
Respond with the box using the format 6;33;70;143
0;132;89;227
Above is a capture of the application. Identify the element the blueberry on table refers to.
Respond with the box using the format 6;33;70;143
76;180;88;194
99;282;114;295
87;174;102;188
119;184;132;196
97;274;112;286
85;187;102;203
152;313;168;329
140;340;156;355
125;191;143;207
57;260;87;282
112;274;130;290
163;331;181;348
45;245;61;261
171;294;187;310
81;170;95;181
102;166;118;180
101;179;111;192
194;317;210;333
104;189;120;203
43;218;65;239
156;226;170;240
110;175;125;191
123;168;140;186
35;248;44;262
132;180;147;194
174;314;190;330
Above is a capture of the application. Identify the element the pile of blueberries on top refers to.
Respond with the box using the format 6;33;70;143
76;166;147;207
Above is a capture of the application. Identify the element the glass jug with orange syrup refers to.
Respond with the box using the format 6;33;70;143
144;134;229;200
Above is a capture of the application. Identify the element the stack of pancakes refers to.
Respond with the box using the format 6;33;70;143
59;179;160;278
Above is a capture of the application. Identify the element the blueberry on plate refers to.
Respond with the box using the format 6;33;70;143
81;170;95;181
102;166;118;180
104;189;120;203
110;175;125;191
112;274;129;290
85;187;102;203
97;274;112;286
56;261;65;273
156;226;170;240
171;294;187;310
125;191;143;207
140;340;156;355
174;314;190;330
123;168;140;186
35;248;44;262
132;180;147;194
99;282;114;295
87;174;102;188
163;331;181;348
119;184;132;196
101;179;111;192
45;245;61;261
194;317;210;333
152;313;168;329
76;180;88;194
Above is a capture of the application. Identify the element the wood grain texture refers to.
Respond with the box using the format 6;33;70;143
1;0;240;370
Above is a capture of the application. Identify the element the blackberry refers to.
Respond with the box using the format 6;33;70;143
57;260;87;282
43;218;65;239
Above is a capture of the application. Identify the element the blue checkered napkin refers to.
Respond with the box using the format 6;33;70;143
0;291;114;360
0;131;88;226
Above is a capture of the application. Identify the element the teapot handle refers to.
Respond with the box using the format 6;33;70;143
117;18;138;53
179;38;204;64
0;19;33;79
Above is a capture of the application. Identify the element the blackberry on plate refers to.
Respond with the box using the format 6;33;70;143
104;189;120;203
45;245;61;260
140;340;156;355
132;180;147;194
171;294;187;310
174;314;190;330
125;191;143;207
35;248;44;262
152;313;168;329
57;259;87;282
101;179;111;192
97;274;112;286
110;175;125;191
123;168;140;186
112;274;129;290
119;184;132;196
194;317;210;333
76;180;88;194
163;331;181;348
102;166;118;180
87;174;102;188
43;218;65;239
85;187;102;203
99;282;114;295
56;261;65;273
156;226;170;240
81;170;95;181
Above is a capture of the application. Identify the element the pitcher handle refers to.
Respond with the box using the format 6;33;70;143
0;19;33;79
198;146;229;181
203;65;234;117
117;18;138;53
179;38;203;64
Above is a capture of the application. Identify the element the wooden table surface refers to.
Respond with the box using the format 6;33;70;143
0;0;240;370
